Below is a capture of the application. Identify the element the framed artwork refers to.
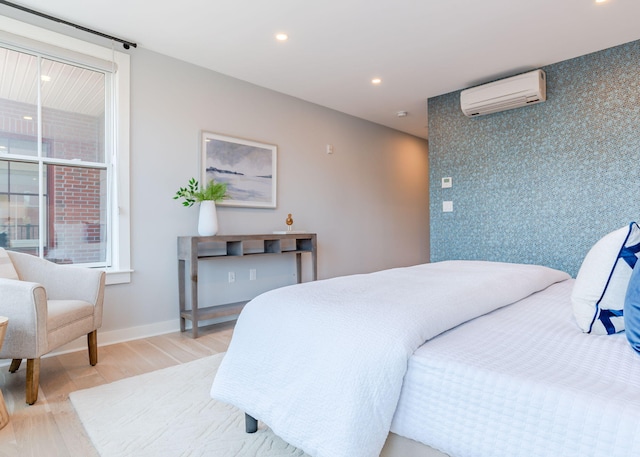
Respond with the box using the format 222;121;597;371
201;131;277;208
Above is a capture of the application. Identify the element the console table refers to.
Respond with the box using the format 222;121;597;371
177;233;317;338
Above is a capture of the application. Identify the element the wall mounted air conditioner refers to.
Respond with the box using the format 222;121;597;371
460;69;546;117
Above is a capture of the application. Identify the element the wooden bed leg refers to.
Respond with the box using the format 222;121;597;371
245;413;258;433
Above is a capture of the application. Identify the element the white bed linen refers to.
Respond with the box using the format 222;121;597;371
391;279;640;457
211;261;570;457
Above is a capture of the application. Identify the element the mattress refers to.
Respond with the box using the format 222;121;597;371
390;279;640;457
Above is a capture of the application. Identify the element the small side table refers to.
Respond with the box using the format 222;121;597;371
0;317;9;429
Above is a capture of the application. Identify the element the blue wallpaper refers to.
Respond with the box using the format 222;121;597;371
429;40;640;277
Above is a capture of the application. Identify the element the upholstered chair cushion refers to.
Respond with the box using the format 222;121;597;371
0;248;19;280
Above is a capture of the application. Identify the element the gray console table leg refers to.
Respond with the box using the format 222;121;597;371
245;413;258;433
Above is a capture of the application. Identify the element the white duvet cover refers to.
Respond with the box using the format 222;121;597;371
391;279;640;457
210;261;570;457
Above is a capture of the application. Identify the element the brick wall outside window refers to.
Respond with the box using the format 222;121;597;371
0;98;106;264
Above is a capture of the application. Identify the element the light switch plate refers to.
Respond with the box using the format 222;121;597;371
442;201;453;212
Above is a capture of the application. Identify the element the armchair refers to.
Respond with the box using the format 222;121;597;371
0;250;105;404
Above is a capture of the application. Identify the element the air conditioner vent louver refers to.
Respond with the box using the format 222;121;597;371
461;70;546;117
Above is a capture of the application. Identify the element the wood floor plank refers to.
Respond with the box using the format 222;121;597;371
39;356;76;401
0;419;19;457
12;410;69;456
146;333;215;363
92;342;154;383
0;323;234;455
49;402;98;457
56;350;96;378
124;338;181;370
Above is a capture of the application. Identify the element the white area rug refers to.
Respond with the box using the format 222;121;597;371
70;353;308;457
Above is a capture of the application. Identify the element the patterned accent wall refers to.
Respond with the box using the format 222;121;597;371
429;39;640;277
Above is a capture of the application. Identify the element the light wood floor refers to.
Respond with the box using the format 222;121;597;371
0;322;234;457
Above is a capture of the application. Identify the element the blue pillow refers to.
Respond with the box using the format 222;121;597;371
625;263;640;354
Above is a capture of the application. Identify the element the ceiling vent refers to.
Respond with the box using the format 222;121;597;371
460;69;546;117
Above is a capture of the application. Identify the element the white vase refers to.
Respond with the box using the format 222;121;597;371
197;201;219;236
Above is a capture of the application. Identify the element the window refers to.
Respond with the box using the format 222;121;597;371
0;17;130;283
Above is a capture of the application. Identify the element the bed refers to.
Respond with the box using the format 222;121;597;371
210;224;640;457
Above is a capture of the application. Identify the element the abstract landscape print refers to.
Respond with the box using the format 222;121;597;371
202;131;277;208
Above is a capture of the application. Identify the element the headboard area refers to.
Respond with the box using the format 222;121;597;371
428;39;640;277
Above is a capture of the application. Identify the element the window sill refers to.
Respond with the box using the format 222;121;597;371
104;268;133;285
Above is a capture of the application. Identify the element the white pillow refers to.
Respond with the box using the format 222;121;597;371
572;223;640;334
0;247;19;280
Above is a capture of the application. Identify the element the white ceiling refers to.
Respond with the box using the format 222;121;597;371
2;0;640;139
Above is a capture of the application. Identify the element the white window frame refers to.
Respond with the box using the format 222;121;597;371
0;16;131;285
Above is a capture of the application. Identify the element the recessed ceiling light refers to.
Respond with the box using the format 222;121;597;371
371;78;382;85
41;75;51;82
23;115;33;120
595;0;607;3
275;33;288;41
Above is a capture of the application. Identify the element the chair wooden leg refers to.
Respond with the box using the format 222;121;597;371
88;330;98;366
9;359;21;373
26;358;40;405
0;389;9;429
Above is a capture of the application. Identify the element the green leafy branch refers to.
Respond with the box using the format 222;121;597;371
173;178;229;207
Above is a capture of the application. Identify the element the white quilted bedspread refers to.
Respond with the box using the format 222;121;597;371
211;261;570;457
391;279;640;457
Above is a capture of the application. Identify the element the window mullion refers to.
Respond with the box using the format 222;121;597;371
105;72;114;268
36;54;45;259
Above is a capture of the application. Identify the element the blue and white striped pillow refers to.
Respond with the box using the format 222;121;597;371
572;222;640;334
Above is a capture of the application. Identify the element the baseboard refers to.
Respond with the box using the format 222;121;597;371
0;320;180;369
0;314;238;368
61;314;240;354
52;319;183;356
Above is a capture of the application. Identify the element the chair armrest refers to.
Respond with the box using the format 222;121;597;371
0;278;48;359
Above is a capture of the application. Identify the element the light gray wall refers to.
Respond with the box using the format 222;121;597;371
102;48;429;335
